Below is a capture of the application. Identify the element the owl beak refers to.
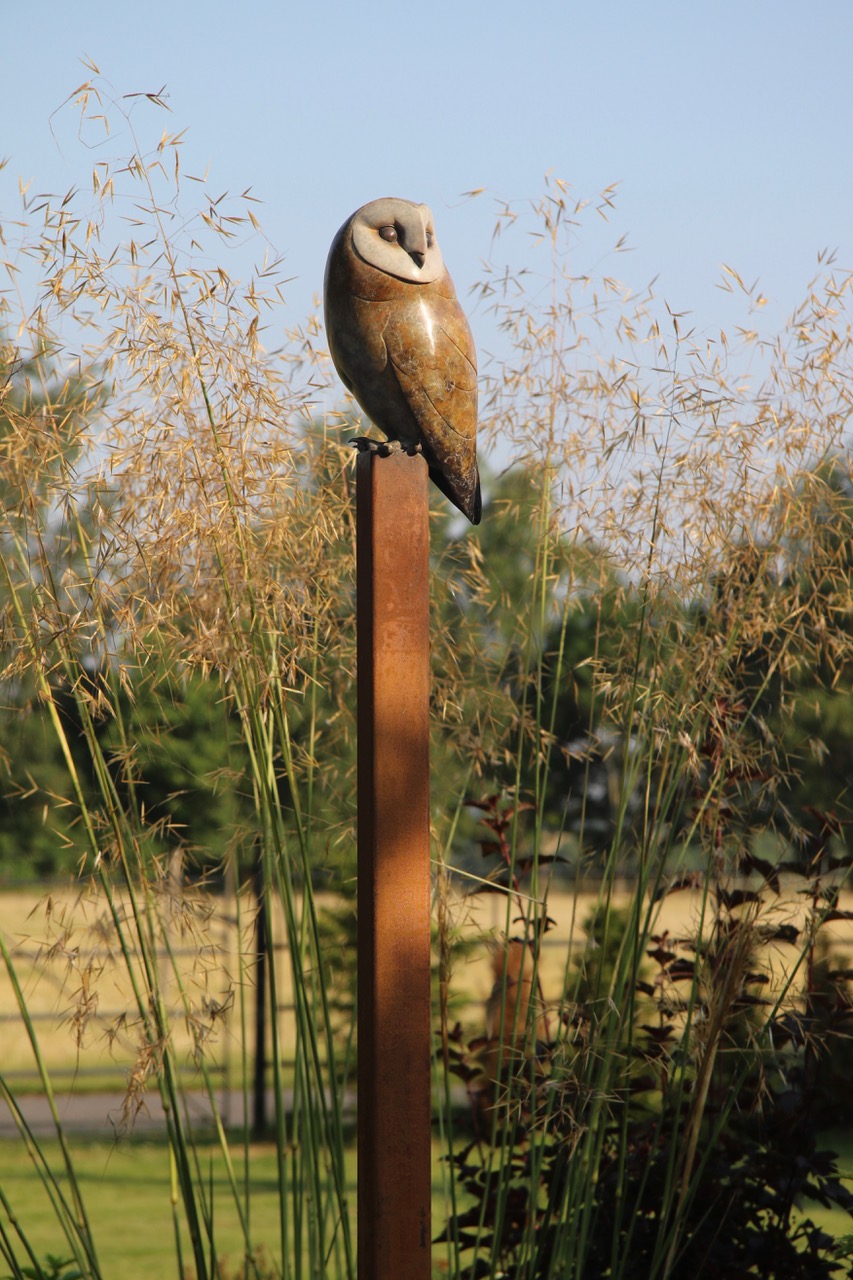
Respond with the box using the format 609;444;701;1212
409;250;426;270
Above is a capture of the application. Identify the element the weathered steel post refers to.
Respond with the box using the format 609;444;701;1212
357;448;432;1278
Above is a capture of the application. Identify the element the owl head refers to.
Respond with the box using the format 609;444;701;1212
346;197;445;284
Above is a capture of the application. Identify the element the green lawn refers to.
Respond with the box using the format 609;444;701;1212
0;1137;465;1279
802;1133;853;1247
0;1134;850;1278
0;1139;332;1280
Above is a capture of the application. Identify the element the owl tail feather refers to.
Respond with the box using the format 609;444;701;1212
430;467;482;525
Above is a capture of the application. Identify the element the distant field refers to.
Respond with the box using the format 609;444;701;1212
2;878;852;1097
0;882;253;1090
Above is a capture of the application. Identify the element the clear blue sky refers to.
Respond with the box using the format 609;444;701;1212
3;0;852;354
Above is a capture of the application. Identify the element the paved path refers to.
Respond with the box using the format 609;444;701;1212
0;1088;281;1140
0;1086;465;1140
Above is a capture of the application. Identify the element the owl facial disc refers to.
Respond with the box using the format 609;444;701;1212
351;198;445;284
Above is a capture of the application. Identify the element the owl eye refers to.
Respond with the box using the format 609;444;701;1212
378;225;398;243
426;230;434;248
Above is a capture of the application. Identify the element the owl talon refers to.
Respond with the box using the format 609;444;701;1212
350;437;423;459
351;437;400;456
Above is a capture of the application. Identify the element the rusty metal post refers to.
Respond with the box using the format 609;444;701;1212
357;449;432;1278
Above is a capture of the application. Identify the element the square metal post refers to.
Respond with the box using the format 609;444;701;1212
357;449;432;1278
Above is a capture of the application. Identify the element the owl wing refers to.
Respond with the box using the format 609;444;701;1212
383;287;481;522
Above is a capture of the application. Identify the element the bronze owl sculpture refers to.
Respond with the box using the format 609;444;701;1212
324;197;481;524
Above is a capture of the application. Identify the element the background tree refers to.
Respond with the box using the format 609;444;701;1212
0;336;106;877
779;455;853;826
